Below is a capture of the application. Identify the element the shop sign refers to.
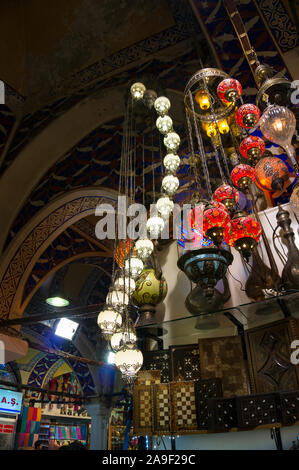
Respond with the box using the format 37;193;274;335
0;389;23;414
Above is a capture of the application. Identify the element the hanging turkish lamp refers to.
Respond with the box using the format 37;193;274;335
146;215;165;238
163;132;180;152
114;275;136;295
124;256;144;279
154;96;171;116
115;343;143;382
135;238;154;260
259;105;297;168
231;164;255;191
130;82;146;100
236;104;261;128
217;78;242;104
161;174;179;196
255;156;290;192
239;135;266;162
163;153;180;173
217;119;229;134
110;324;137;352
97;307;122;340
203;201;230;246
156;195;174;218
213;184;240;211
156;115;173;135
195;89;210;110
224;213;262;260
206;123;217;138
106;286;129;311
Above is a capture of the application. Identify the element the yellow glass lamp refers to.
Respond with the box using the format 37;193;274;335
195;90;210;110
218;119;229;134
206;123;216;138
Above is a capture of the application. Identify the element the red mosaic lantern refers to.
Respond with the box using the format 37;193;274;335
224;215;262;260
115;239;135;267
203;201;230;245
217;78;242;104
255;156;289;192
236;104;261;128
213;184;240;211
239;135;266;161
231;164;255;190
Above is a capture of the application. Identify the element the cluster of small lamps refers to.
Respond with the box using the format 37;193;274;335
97;82;181;383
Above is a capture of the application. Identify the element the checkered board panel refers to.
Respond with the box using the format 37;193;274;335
279;391;299;426
208;397;237;432
199;336;249;397
143;350;171;383
195;379;223;430
136;370;161;386
153;383;171;435
170;381;198;433
170;344;200;382
236;393;280;429
133;385;153;435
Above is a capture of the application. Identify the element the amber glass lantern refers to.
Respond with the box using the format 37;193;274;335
213;184;240;211
217;78;242;104
231;164;255;190
203;202;230;246
236;104;261;128
255;156;289;192
224;214;262;260
239;135;266;161
195;89;210;110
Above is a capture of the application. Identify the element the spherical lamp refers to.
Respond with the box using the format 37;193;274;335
110;326;137;352
231;164;255;190
124;256;144;279
106;287;129;311
156;115;173;135
114;275;136;295
217;78;242;103
162;174;179;195
163;132;180;152
236;104;261;128
154;96;171;115
240;135;266;162
146;216;165;238
163;153;180;173
115;343;143;381
195;90;210;110
97;307;122;339
224;215;262;260
156;196;174;218
213;184;240;211
255;156;289;192
130;82;146;100
135;239;154;260
203;201;230;246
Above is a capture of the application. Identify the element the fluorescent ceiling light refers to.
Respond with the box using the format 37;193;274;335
46;296;69;307
55;318;79;340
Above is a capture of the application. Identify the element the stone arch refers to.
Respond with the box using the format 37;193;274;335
0;187;118;320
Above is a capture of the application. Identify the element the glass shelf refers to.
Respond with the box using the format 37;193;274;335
136;291;299;343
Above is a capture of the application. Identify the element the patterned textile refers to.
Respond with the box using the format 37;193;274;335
142;350;171;383
170;381;198;433
199;336;249;397
208;397;237;432
245;318;299;393
170;344;200;382
236;393;280;429
153;383;171;435
17;406;42;448
279;391;299;426
133;385;153;435
136;370;161;386
194;379;223;430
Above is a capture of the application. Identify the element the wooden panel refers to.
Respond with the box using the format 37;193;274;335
279;391;299;426
133;385;153;435
194;378;223;430
199;336;249;397
142;350;171;383
236;393;280;429
170;381;198;433
152;383;171;435
170;344;201;382
245;318;299;393
208;397;237;432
